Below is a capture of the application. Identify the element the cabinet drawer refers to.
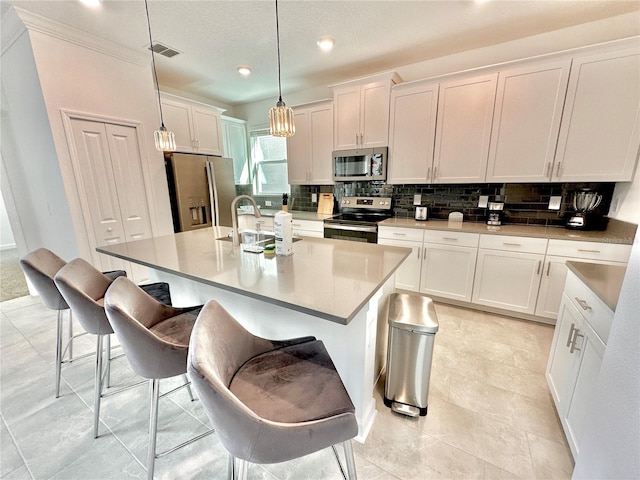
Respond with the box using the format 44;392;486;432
479;234;548;254
564;271;613;344
378;226;424;243
547;239;631;263
423;230;479;248
291;219;323;233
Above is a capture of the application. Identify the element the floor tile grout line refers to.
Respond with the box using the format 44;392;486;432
1;412;36;480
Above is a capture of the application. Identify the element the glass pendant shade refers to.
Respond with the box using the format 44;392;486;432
269;100;295;137
154;125;176;152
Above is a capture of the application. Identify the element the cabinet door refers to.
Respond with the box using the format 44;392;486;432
433;73;497;183
361;81;391;147
546;294;584;415
472;249;544;314
554;48;640;182
564;320;605;458
308;103;334;184
486;60;570;182
333;84;361;149
420;244;477;302
287;109;310;184
378;238;422;292
222;118;249;184
388;83;438;184
192;106;223;155
161;99;195;152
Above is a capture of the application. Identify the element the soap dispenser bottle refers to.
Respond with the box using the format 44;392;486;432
274;210;293;256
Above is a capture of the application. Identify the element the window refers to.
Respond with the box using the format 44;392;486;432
249;129;290;195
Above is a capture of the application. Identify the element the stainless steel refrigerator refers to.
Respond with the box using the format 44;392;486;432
165;153;236;232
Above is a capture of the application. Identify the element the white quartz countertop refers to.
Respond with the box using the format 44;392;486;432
566;261;627;311
379;217;636;245
97;227;411;324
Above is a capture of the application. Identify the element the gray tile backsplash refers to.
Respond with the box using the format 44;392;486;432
284;182;615;227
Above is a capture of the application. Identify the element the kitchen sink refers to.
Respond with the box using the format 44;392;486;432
216;231;301;245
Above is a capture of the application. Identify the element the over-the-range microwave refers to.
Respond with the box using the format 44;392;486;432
333;147;387;182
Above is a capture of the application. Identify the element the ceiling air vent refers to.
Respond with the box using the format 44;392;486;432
149;42;180;58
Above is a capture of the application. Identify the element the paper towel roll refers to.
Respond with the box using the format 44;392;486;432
274;210;293;256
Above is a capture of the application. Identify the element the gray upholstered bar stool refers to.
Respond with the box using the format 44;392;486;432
104;276;213;480
54;258;165;438
187;300;359;480
19;248;126;397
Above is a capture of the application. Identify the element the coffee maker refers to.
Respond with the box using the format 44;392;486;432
487;202;504;226
566;189;607;230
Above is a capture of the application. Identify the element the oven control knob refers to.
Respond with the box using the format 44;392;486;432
343;199;350;204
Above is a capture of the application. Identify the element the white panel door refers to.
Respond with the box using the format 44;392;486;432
388;82;438;184
554;48;640;182
472;249;544;314
421;244;477;302
433;73;497;183
378;238;422;292
160;98;194;152
287;109;310;184
333;84;361;150
486;59;571;182
361;81;390;148
309;103;334;184
192;106;223;155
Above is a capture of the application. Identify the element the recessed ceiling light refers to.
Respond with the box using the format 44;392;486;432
79;0;102;7
237;66;252;76
317;38;335;52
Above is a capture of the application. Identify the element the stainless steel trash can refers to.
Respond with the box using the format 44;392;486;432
383;293;439;417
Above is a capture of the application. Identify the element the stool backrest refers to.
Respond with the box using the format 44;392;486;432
54;258;113;335
104;276;193;379
19;248;68;310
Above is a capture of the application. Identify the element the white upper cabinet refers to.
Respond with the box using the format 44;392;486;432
554;47;640;182
433;73;498;183
161;94;224;155
332;73;400;150
388;81;439;184
221;116;248;184
287;101;334;185
486;59;571;183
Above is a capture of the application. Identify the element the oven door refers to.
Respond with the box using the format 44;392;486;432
323;223;378;243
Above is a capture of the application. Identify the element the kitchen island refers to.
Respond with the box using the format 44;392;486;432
97;226;411;441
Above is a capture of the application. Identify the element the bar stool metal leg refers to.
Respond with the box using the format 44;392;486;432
55;311;64;398
147;378;160;480
343;440;357;480
93;335;104;438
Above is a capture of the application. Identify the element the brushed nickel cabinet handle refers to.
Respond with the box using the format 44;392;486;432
570;331;583;354
577;249;601;254
536;260;542;275
566;322;577;348
545;162;551;178
556;162;561;177
575;297;592;311
546;261;551;276
427;167;432;182
442;237;459;241
417;247;421;259
392;232;406;236
503;242;522;247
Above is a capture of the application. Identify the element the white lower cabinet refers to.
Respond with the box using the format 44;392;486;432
378;227;478;300
472;235;547;315
535;239;631;319
546;269;610;458
291;219;324;238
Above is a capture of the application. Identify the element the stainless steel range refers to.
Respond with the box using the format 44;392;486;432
323;196;392;243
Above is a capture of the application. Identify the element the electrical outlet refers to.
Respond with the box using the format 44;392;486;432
413;194;421;206
478;195;488;208
312;193;317;203
548;196;562;210
265;200;272;207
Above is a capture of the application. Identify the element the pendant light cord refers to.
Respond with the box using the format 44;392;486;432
144;0;165;128
275;0;283;103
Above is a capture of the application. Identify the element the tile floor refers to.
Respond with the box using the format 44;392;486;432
0;295;574;479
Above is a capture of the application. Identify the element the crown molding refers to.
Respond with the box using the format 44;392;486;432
2;6;148;66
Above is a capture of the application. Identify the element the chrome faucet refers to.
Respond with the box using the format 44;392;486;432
230;195;262;246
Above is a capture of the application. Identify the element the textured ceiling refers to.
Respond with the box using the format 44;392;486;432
4;0;640;106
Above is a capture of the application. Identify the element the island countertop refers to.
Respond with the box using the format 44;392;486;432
97;227;411;325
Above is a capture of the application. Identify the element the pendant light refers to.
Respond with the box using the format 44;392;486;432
144;0;176;152
268;0;295;137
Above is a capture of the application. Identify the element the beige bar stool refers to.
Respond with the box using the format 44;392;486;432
54;258;169;438
187;300;358;480
104;276;213;480
19;248;126;397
